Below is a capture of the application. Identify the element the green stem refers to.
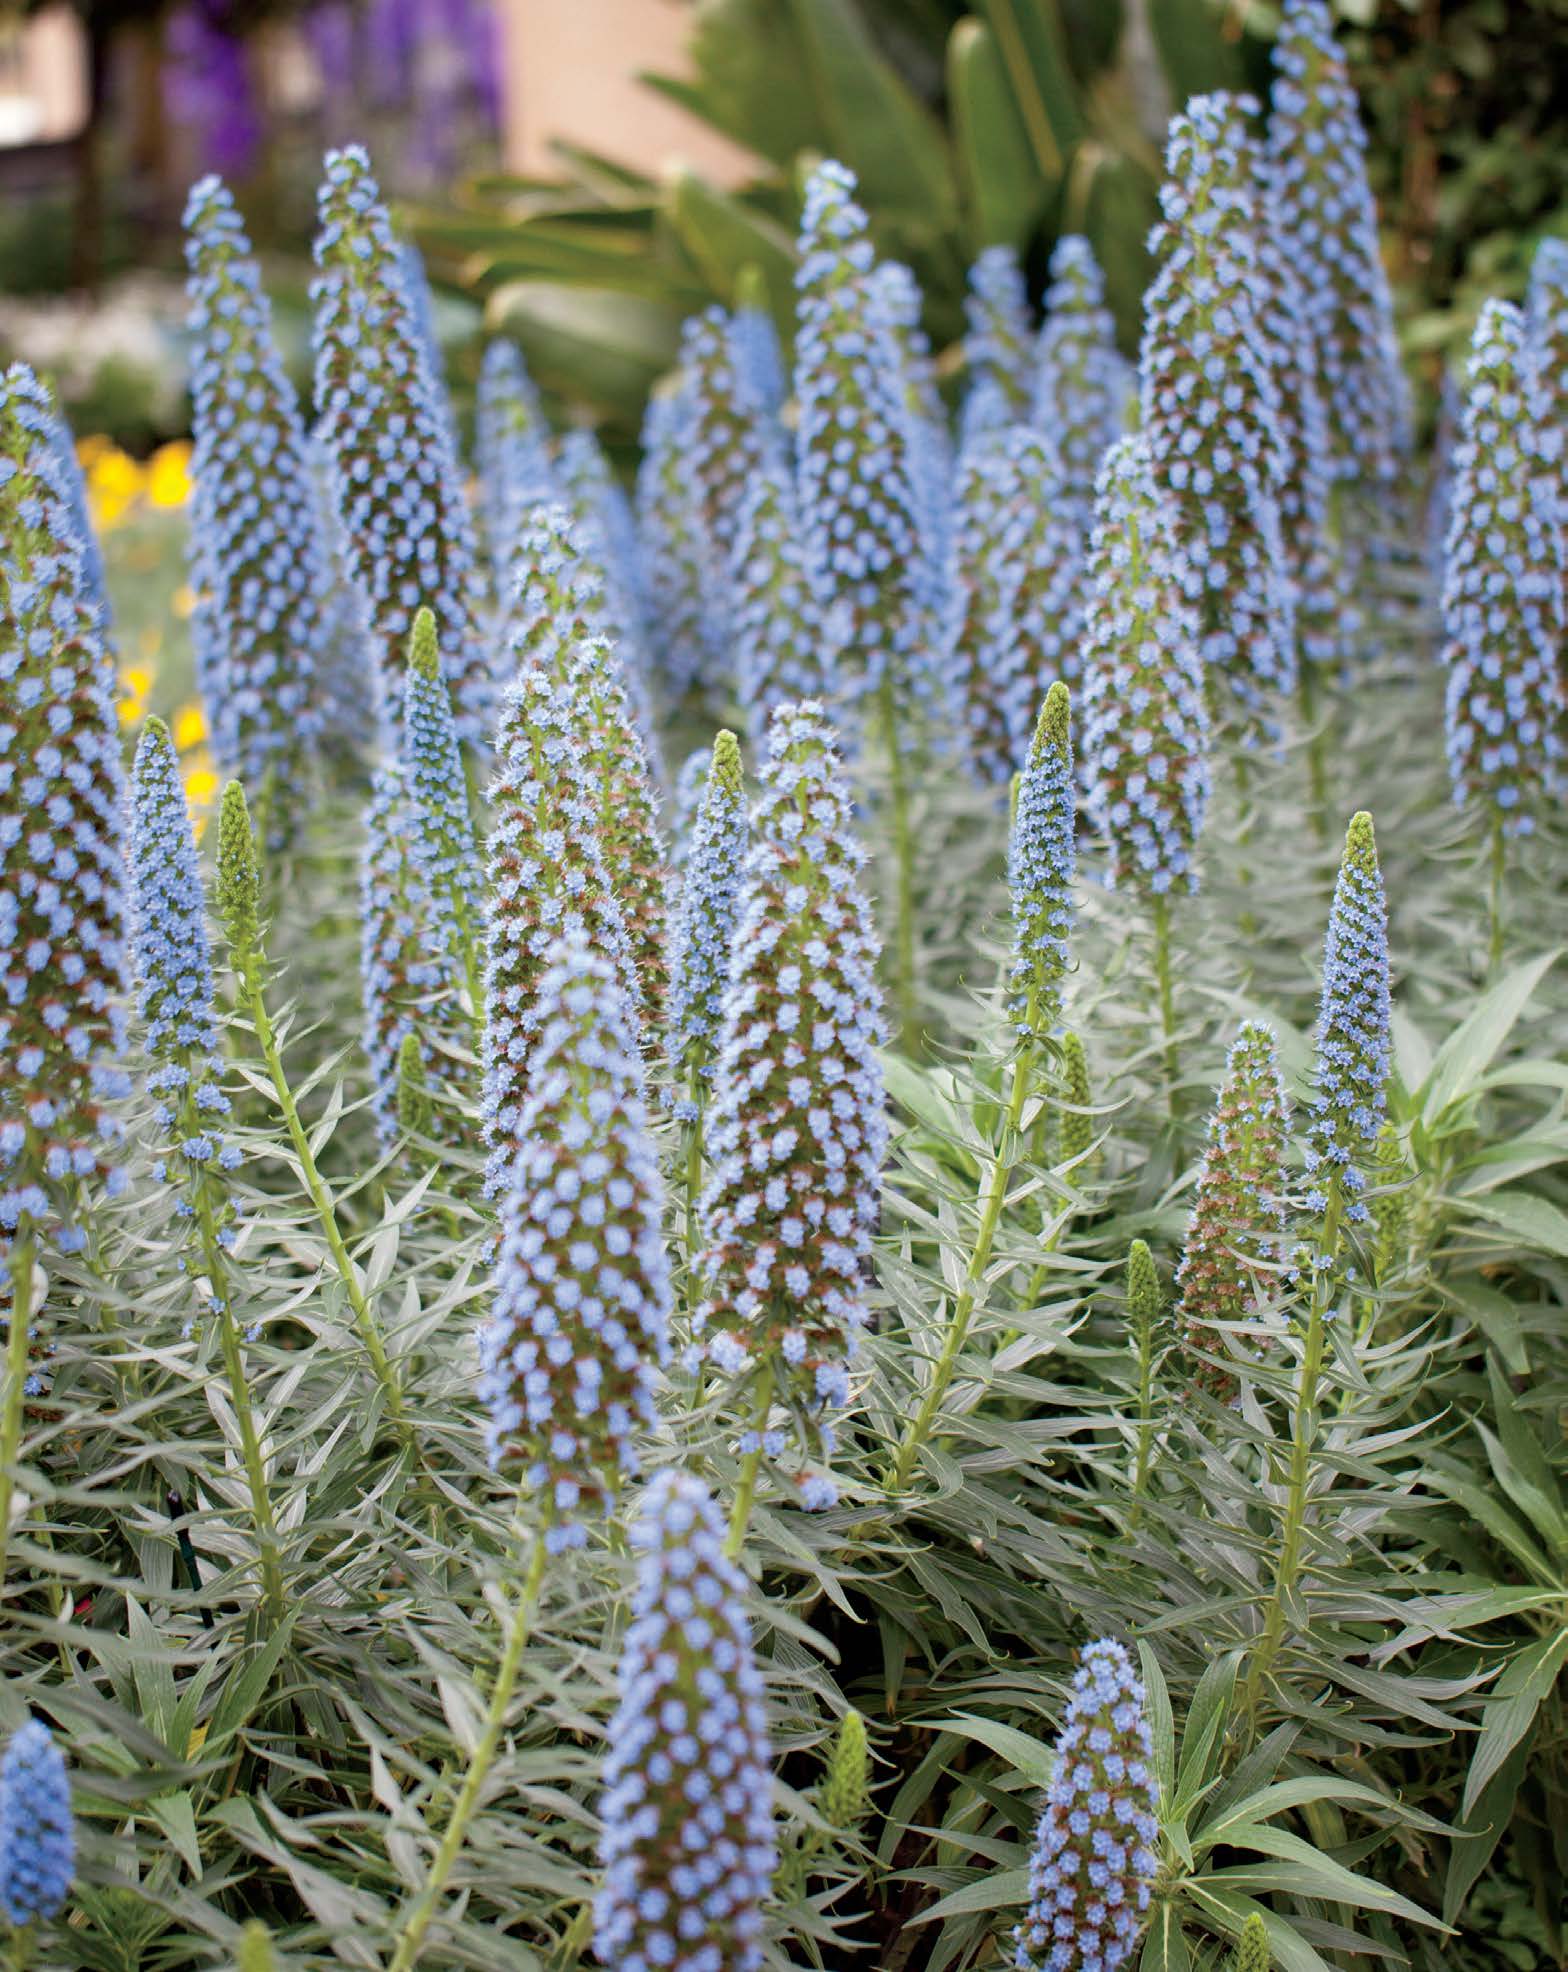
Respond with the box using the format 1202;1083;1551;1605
881;680;918;1057
1487;815;1505;976
237;962;406;1434
0;1227;38;1593
1151;895;1180;1118
385;1533;549;1972
205;1230;288;1634
725;1360;777;1560
1243;1192;1343;1721
890;1042;1034;1493
1128;1328;1156;1533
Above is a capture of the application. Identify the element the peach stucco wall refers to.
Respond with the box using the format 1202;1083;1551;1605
497;0;759;185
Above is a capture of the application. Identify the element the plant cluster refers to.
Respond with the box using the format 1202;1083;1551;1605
5;14;1568;1972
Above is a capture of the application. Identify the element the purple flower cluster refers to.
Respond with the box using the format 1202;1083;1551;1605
1440;300;1564;832
1032;237;1134;523
635;385;708;706
1302;812;1390;1228
0;363;129;1244
0;1719;74;1926
695;702;886;1488
475;338;558;599
1079;437;1210;897
129;719;240;1260
1268;0;1410;485
1176;1021;1290;1397
731;455;835;740
794;162;939;716
479;934;670;1545
595;1469;775;1972
311;146;490;740
667;732;748;1097
964;244;1034;418
1139;94;1295;740
1013;1639;1160;1972
1008;683;1076;1044
401;610;482;987
482;663;635;1195
358;762;456;1146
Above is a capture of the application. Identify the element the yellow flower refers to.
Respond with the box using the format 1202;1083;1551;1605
118;698;145;730
173;584;198;622
173;702;208;751
147;441;193;510
88;446;144;529
119;664;154;701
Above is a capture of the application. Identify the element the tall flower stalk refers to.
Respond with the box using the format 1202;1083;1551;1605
131;719;284;1629
964;243;1033;416
217;783;405;1432
1;362;129;1586
893;685;1074;1493
1080;437;1210;1113
1245;812;1389;1716
401;608;484;1023
666;732;748;1260
694;702;885;1537
183;175;329;841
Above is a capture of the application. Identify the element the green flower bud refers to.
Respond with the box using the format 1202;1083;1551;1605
215;781;260;962
1233;1910;1270;1972
819;1709;871;1839
395;1031;431;1139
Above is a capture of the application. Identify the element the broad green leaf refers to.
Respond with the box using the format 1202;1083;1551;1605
910;1863;1030;1923
948;18;1049;250
662;167;797;318
487;282;683;422
927;1714;1055;1788
975;0;1085;178
1199;1849;1444;1927
1445;1735;1531;1923
1146;0;1251;102
1460;1187;1568;1259
1419;949;1558;1125
1174;1650;1238;1809
788;0;958;233
1462;1628;1568;1816
1137;1641;1177;1805
1139;1904;1192;1972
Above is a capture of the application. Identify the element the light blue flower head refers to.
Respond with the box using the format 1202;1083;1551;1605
0;361;130;1242
310;146;489;742
595;1469;775;1972
479;932;670;1547
1013;1639;1159;1972
0;1719;75;1926
1440;299;1565;833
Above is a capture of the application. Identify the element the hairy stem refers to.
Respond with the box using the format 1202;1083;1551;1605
203;1221;288;1634
0;1226;38;1592
236;961;406;1434
890;1039;1035;1493
1128;1326;1156;1534
725;1359;777;1560
1151;895;1180;1118
385;1533;549;1972
1487;814;1506;976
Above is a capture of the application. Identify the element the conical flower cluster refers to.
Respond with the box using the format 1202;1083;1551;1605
41;393;109;636
730;288;786;419
695;703;886;1467
1032;236;1133;520
1013;1638;1159;1972
948;423;1087;782
558;429;651;703
358;763;456;1147
731;455;834;738
1140;94;1295;737
794;161;937;715
1080;437;1210;896
1267;0;1409;484
1303;813;1390;1232
667;732;748;1101
1008;683;1076;1045
595;1469;775;1972
683;305;781;674
964;244;1034;417
635;384;707;705
0;1720;74;1926
311;146;489;739
0;362;129;1242
1526;238;1568;629
872;259;953;632
1175;1022;1290;1398
1440;300;1564;833
475;337;557;597
129;719;239;1270
183;175;329;822
479;934;669;1545
401;611;483;996
482;664;635;1195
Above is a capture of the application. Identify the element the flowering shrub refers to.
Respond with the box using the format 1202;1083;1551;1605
4;25;1566;1972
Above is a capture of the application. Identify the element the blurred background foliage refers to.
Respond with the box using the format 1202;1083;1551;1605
3;0;1567;447
413;0;1568;440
